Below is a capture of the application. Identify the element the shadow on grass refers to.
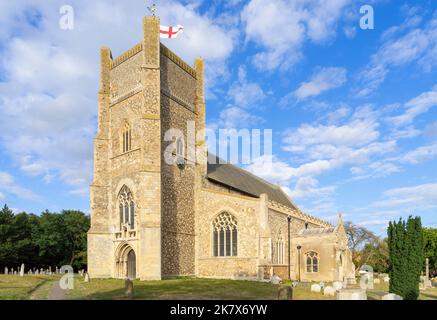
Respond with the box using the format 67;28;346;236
70;278;280;300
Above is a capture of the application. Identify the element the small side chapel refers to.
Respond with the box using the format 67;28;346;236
87;15;356;282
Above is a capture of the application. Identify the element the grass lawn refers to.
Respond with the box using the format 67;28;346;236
366;282;437;300
1;275;435;300
0;275;56;300
65;276;333;300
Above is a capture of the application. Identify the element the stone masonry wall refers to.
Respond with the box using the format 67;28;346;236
160;50;197;277
196;188;261;279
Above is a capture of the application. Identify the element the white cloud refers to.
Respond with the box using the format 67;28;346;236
388;86;437;126
283;119;379;150
218;106;262;129
241;0;351;70
0;0;235;196
0;171;39;201
400;143;437;164
373;183;437;210
227;67;265;108
293;67;347;100
286;176;336;199
358;13;437;96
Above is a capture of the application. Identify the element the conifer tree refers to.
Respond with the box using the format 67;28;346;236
387;216;423;300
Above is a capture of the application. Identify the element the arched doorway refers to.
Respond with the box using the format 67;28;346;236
115;243;137;279
127;250;136;280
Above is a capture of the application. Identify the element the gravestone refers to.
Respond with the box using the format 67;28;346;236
311;284;321;293
421;258;433;289
359;265;374;290
336;288;367;300
319;281;325;289
40;268;43;274
11;268;14;274
323;286;336;296
4;267;7;275
35;269;39;275
14;271;17;275
292;281;299;288
84;272;90;282
125;278;134;298
277;285;293;300
332;281;343;291
270;275;282;285
382;293;403;300
55;267;59;274
20;264;24;277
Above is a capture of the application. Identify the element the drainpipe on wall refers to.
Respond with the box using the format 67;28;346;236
297;245;302;282
287;215;292;280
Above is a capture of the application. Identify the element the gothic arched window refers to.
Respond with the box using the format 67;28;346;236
118;186;135;230
274;231;285;265
305;251;319;273
122;121;132;153
213;212;237;257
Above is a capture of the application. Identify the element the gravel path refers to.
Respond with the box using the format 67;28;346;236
47;280;66;300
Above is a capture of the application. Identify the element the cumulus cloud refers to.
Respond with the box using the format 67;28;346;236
0;0;235;197
293;67;347;100
241;0;351;71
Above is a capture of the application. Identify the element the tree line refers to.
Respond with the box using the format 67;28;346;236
345;220;437;277
0;205;89;271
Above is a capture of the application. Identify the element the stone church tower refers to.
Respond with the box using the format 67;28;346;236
88;15;356;283
88;16;205;280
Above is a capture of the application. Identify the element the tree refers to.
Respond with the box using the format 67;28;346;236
363;238;389;273
344;221;378;270
62;210;89;268
388;216;423;300
0;205;15;268
423;228;437;277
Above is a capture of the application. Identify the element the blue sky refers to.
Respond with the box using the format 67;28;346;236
0;0;436;235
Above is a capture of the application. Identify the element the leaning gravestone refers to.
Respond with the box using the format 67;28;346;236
323;286;336;296
84;272;90;282
20;264;24;277
332;281;343;291
311;284;321;293
125;278;134;298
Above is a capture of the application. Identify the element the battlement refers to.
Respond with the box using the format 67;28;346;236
268;200;333;228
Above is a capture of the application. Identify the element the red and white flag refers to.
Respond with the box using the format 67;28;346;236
160;25;184;39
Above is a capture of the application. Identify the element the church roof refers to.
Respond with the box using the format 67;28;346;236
206;155;295;208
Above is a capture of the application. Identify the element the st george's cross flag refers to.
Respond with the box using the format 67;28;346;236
160;25;184;39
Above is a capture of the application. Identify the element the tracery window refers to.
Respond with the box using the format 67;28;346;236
306;251;319;273
213;212;237;257
122;121;132;153
118;186;135;230
274;231;285;265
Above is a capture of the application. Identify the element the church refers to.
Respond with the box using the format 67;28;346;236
87;16;356;283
